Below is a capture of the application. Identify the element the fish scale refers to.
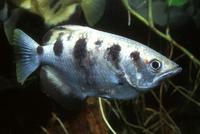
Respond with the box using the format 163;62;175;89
13;25;182;108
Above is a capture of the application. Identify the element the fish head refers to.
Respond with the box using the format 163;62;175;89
122;43;182;92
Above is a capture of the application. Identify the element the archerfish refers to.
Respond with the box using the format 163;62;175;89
13;25;182;107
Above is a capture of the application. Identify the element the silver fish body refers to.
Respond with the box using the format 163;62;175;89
13;25;182;104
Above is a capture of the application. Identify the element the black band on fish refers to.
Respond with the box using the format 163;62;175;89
106;44;121;69
83;56;96;86
117;72;126;85
73;37;87;61
130;51;140;61
42;30;53;43
37;46;43;55
73;37;96;86
130;51;146;72
53;33;64;56
95;40;103;46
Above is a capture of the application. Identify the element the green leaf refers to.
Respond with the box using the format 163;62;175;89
81;0;106;26
15;0;78;26
31;0;78;26
167;0;188;7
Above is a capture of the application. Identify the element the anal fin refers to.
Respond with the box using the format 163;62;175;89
40;66;85;110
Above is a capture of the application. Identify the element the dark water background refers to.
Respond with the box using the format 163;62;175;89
0;0;200;133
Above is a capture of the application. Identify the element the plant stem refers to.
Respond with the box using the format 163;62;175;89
148;0;154;26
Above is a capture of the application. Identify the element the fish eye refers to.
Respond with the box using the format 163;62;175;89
149;59;162;72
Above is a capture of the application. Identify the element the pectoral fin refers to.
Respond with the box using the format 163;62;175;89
40;66;85;110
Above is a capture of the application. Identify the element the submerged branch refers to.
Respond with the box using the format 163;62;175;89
122;0;200;66
41;126;51;134
168;81;200;107
52;113;69;134
150;91;182;134
113;100;154;134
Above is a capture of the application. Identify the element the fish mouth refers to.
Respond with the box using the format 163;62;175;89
125;65;182;91
154;66;182;83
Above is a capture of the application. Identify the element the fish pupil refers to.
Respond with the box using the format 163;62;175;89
151;60;161;70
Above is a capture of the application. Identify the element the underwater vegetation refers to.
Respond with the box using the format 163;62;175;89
0;0;200;134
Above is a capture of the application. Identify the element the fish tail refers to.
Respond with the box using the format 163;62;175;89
13;29;40;84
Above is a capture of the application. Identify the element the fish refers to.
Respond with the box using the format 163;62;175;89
13;25;182;108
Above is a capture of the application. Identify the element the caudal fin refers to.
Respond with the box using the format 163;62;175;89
13;29;40;84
